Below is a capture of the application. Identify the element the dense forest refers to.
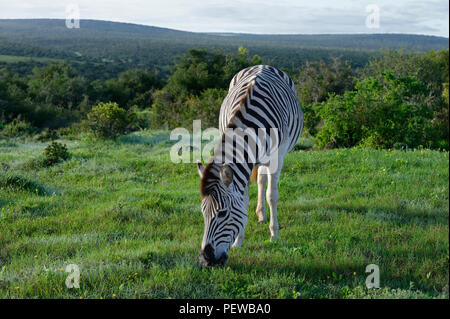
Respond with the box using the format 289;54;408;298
0;19;448;150
1;19;448;78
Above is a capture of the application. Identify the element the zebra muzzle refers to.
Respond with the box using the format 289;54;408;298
199;244;228;268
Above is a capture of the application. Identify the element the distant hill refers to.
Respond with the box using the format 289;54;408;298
0;19;448;77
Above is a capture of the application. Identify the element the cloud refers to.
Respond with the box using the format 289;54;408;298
0;0;447;37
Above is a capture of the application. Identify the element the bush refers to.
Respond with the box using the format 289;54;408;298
56;122;88;139
34;128;59;142
300;103;321;136
43;141;69;166
316;72;434;149
149;47;261;129
293;58;355;135
151;88;227;129
183;88;227;128
86;102;134;138
359;49;449;150
0;118;35;138
128;107;153;130
292;136;316;151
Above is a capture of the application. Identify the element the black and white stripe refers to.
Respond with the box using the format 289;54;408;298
198;65;303;267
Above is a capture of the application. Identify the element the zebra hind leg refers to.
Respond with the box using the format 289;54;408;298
266;158;284;241
256;165;268;222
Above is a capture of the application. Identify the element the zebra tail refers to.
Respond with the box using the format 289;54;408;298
250;165;259;184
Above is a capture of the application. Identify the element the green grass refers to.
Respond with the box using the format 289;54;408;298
0;54;62;63
0;131;448;299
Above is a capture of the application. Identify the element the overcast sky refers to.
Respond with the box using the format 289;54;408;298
0;0;448;37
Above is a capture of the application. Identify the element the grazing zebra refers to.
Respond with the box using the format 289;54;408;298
197;65;303;267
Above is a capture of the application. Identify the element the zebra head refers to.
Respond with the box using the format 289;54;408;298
196;161;244;268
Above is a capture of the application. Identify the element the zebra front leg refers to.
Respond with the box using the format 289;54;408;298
232;230;245;248
256;165;268;222
232;215;248;248
266;159;284;241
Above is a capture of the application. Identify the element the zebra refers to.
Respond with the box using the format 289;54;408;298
196;65;303;267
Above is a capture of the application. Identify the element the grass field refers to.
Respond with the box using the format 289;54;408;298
0;131;448;299
0;54;62;63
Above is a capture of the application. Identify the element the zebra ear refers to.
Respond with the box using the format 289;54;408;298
197;161;205;178
220;164;233;188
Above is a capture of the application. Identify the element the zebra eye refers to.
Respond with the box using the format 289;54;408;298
217;209;227;218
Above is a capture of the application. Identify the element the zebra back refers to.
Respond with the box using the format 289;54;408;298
201;65;303;196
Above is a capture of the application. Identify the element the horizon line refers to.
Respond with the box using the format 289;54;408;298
1;18;449;39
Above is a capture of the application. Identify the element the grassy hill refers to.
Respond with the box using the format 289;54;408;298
0;19;448;77
0;131;448;298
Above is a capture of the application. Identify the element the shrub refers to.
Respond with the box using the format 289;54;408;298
86;102;134;138
359;49;449;150
301;102;321;136
151;88;227;129
292;136;316;151
316;72;434;149
183;88;227;128
294;58;355;135
0;118;35;138
56;122;88;139
43;141;69;166
129;107;153;130
34;128;59;142
149;47;261;129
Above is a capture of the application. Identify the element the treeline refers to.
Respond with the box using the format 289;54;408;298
0;48;448;150
1;19;383;80
0;63;163;128
6;19;446;76
0;47;261;133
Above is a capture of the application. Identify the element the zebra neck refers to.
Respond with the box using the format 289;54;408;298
211;139;255;195
228;162;253;195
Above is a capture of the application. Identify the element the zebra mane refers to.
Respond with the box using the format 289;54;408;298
228;80;255;125
200;78;256;198
200;161;221;197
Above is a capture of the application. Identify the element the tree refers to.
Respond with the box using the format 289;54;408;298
165;49;228;98
28;64;87;111
90;69;164;110
360;49;449;148
151;47;262;128
0;68;35;125
316;72;434;149
293;57;355;135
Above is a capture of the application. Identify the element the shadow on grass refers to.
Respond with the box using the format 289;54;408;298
226;249;443;295
128;237;445;297
0;173;49;196
138;249;197;270
293;202;448;226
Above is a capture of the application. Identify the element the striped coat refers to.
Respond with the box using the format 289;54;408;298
197;65;303;267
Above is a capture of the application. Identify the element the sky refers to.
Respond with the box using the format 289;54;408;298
0;0;448;37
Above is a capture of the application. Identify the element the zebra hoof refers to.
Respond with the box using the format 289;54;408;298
270;236;279;242
258;218;267;223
